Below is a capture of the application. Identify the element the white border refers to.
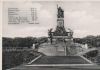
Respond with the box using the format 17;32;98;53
1;0;100;70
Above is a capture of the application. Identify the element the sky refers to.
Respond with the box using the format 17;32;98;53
2;1;100;38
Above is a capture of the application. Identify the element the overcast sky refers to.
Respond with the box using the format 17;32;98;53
2;1;100;38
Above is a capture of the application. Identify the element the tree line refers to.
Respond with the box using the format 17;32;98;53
2;37;48;48
73;35;100;47
2;35;100;48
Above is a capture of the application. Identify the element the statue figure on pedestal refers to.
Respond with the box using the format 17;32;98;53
57;6;64;18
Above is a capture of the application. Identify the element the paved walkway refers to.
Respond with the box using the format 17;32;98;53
77;48;98;55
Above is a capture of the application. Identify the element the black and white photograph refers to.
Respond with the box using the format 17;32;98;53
2;1;100;70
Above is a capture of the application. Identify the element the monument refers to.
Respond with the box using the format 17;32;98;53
45;5;74;56
48;5;73;44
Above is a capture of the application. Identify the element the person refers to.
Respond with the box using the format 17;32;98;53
48;28;53;44
35;43;39;50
